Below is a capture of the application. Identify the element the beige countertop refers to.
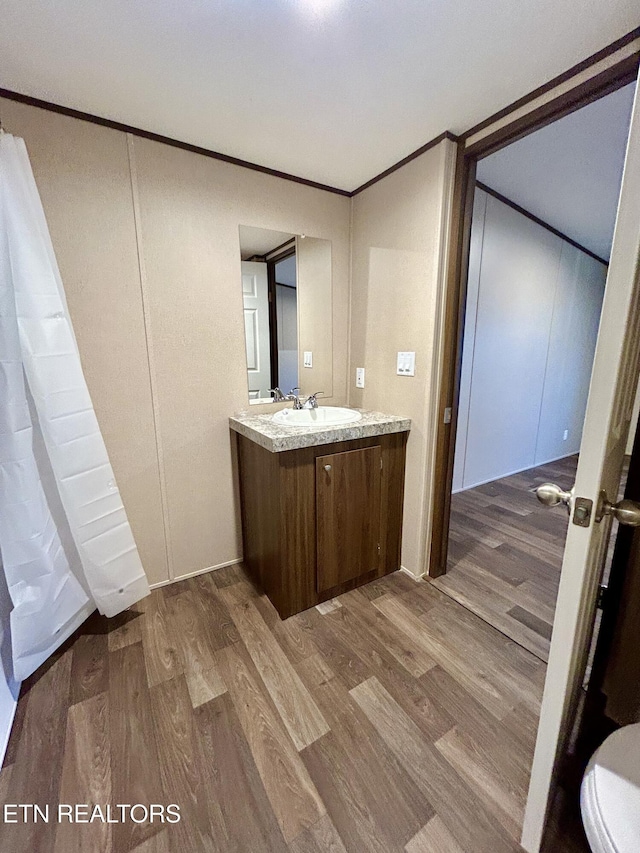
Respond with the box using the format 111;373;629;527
229;408;411;452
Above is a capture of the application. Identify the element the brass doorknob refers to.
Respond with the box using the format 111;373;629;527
535;482;573;513
597;493;640;526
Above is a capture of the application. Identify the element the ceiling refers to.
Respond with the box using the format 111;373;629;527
477;82;636;261
238;226;295;259
1;1;638;191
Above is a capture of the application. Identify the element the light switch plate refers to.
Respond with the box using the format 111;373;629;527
356;367;365;388
397;351;416;376
303;351;313;368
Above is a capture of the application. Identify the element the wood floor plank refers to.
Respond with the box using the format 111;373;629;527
288;814;349;853
432;570;551;661
340;590;436;677
109;643;165;853
0;763;13;802
372;592;515;718
54;692;111;853
358;571;419;600
210;563;244;588
149;676;217;852
0;650;72;853
294;653;354;730
69;626;109;706
315;600;454;742
138;589;182;688
435;726;524;841
315;599;342;615
322;603;430;687
288;607;371;690
194;692;289;853
440;557;556;626
301;702;433;853
106;609;144;652
187;574;240;648
508;605;554;641
129;831;171;853
405;815;465;853
221;595;329;750
167;588;226;707
215;643;325;842
420;589;545;712
419;666;534;793
350;676;519;853
0;567;553;853
272;615;319;665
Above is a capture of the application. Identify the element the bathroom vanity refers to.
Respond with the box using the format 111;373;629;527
230;410;410;618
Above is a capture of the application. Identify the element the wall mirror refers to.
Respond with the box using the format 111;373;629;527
238;225;333;404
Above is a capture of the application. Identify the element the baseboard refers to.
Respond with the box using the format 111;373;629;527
149;558;243;590
399;565;425;582
453;450;579;494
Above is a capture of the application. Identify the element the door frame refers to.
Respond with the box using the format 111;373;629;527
427;43;640;579
265;241;296;391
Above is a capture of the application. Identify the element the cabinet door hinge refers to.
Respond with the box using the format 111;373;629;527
597;584;609;610
380;457;383;471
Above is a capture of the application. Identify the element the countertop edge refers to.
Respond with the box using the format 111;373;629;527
229;412;411;453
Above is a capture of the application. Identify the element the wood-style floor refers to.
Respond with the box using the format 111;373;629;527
433;456;579;662
0;565;548;853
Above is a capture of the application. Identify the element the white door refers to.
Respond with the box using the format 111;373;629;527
522;77;640;852
241;261;271;400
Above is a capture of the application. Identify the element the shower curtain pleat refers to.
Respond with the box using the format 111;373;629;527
0;132;150;680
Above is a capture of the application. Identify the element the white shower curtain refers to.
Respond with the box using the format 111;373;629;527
0;131;150;680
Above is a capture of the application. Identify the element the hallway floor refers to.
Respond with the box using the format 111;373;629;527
0;565;547;853
433;456;579;662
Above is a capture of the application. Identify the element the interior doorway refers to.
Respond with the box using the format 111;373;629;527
431;81;636;663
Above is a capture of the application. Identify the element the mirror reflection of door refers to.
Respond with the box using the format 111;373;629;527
239;224;333;405
241;261;271;400
272;252;298;396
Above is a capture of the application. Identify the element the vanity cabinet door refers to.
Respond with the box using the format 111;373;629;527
315;445;382;593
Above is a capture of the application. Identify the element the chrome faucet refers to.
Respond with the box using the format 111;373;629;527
285;387;304;409
270;387;323;410
303;391;324;409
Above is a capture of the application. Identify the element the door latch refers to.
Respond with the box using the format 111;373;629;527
572;496;593;527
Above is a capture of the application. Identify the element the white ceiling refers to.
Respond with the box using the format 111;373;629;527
1;1;638;191
477;83;636;261
238;226;295;259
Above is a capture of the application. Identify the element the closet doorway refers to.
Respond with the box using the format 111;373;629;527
432;81;636;662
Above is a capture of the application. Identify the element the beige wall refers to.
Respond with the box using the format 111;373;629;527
0;97;351;586
1;95;454;587
348;139;456;577
0;100;169;585
296;235;333;397
129;136;350;581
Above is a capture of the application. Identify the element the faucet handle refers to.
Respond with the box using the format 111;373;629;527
304;391;324;409
268;387;285;401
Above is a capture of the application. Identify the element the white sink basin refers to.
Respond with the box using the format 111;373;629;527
272;407;362;427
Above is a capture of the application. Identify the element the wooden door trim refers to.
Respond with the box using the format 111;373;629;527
266;245;296;391
465;54;639;160
427;54;639;579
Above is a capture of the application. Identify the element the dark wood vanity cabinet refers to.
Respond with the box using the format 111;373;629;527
235;432;408;618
